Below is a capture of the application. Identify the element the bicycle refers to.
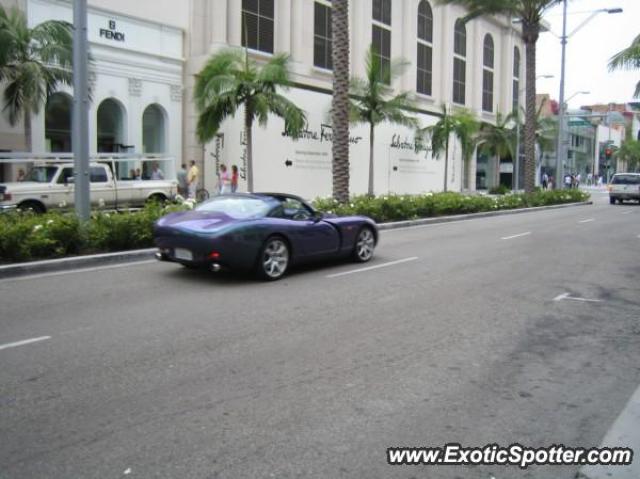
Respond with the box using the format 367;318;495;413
196;188;210;202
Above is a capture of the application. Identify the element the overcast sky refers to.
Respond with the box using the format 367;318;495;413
535;0;639;109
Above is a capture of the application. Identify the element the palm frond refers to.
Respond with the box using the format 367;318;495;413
608;33;640;71
265;93;307;138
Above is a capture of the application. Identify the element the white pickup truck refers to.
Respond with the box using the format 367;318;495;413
0;162;177;213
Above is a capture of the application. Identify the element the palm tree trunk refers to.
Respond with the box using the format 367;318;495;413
244;103;254;192
368;123;375;196
523;26;539;193
494;155;500;187
23;111;32;152
443;136;449;193
331;0;350;203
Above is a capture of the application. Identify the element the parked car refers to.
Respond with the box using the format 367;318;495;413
608;173;640;204
154;193;378;280
0;162;177;213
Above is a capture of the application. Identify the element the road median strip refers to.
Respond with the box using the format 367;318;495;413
0;201;592;279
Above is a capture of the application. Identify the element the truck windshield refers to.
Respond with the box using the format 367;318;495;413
25;166;58;183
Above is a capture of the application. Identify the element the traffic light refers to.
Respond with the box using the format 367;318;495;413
605;148;613;160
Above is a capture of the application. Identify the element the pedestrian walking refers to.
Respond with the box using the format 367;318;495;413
218;164;231;194
177;163;188;197
542;172;549;190
564;173;572;189
187;160;199;199
231;165;239;193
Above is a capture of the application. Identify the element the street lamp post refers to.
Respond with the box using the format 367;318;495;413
72;0;90;220
555;1;622;189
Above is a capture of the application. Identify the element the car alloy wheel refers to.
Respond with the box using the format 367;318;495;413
261;237;290;280
354;227;375;262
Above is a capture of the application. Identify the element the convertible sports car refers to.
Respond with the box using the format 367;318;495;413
154;193;378;280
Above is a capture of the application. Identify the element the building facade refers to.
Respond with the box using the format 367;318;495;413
1;0;526;195
0;0;186;180
184;0;526;196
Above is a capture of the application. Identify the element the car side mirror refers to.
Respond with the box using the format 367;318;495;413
65;176;75;186
313;212;324;222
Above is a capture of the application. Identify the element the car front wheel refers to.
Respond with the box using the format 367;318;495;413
258;236;290;280
353;227;375;263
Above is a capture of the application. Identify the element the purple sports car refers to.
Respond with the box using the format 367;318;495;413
154;193;378;280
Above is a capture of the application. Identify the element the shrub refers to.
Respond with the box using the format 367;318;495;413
489;184;511;195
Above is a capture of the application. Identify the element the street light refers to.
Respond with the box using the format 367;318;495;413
555;1;622;189
514;74;554;190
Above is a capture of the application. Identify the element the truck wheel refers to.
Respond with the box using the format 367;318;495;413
147;194;167;205
18;201;45;214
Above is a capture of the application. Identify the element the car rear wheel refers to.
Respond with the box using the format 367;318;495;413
353;227;375;263
258;236;290;280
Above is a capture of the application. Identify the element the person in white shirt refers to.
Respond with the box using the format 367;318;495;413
151;162;164;180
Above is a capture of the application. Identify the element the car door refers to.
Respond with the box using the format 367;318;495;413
279;198;340;256
89;166;116;208
55;166;75;207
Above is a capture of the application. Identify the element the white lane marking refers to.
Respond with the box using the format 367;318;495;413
578;218;595;223
326;257;419;278
0;260;157;283
621;210;634;215
0;336;51;351
553;292;602;303
501;232;531;240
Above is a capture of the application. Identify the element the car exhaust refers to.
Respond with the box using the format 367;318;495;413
210;263;221;272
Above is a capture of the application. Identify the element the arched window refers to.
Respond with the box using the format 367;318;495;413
417;1;433;95
45;92;72;152
142;104;167;153
513;47;521;113
453;19;466;105
482;34;494;112
242;0;274;54
97;98;126;153
372;0;392;84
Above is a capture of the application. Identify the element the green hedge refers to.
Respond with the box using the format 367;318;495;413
0;202;188;264
0;190;589;264
312;189;590;223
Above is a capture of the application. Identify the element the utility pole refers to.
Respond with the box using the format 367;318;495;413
73;0;90;220
555;0;568;188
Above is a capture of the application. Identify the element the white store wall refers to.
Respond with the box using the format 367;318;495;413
202;86;464;199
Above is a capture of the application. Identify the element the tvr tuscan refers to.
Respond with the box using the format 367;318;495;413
154;193;378;280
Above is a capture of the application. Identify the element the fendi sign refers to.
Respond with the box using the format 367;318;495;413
99;20;125;42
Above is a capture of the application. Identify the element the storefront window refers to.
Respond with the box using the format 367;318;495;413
97;98;126;153
142;104;166;153
45;93;72;152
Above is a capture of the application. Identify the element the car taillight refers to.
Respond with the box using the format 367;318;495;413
208;251;221;260
1;193;10;201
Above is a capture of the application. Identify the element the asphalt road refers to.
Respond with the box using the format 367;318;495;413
1;190;639;479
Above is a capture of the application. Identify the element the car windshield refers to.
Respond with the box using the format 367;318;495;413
612;174;640;185
25;166;58;183
195;196;272;219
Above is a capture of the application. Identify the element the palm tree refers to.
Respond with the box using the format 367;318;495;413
194;49;307;192
421;104;478;192
0;5;73;151
350;47;419;196
437;0;562;193
477;112;516;188
614;140;640;172
331;0;350;203
608;33;640;98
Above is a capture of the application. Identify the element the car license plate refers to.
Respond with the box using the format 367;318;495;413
174;248;193;261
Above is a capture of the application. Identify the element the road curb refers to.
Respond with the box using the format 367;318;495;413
0;201;592;279
377;201;593;231
0;248;156;279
